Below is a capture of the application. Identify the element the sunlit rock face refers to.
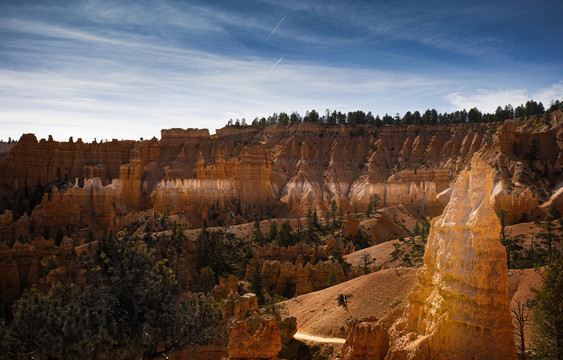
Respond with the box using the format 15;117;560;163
3;115;562;236
385;155;517;360
227;314;282;359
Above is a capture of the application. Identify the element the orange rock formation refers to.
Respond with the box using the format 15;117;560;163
227;314;282;359
382;155;517;359
0;114;561;239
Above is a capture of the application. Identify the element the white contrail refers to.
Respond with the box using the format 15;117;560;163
270;57;284;71
262;16;285;45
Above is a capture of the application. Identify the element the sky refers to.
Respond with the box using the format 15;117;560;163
0;0;562;142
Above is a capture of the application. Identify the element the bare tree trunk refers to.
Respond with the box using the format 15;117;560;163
511;298;530;360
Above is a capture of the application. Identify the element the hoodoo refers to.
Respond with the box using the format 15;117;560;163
385;154;518;359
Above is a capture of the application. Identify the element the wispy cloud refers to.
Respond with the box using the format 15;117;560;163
0;16;451;142
0;0;561;143
445;83;563;112
259;0;515;59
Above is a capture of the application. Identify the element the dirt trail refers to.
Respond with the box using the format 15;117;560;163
294;332;346;344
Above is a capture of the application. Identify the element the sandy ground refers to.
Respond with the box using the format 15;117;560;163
285;265;543;353
344;240;401;270
505;222;543;248
283;267;418;339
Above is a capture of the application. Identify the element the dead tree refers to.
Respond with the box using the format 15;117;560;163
511;298;530;360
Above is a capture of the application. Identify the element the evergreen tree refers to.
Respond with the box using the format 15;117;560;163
326;265;338;287
277;220;294;247
252;220;265;246
312;208;319;228
195;223;230;278
529;253;563;359
268;221;278;243
324;210;330;230
365;201;373;217
306;208;314;234
537;208;559;255
499;209;517;268
338;206;344;226
330;200;338;227
6;233;222;360
199;266;216;294
250;263;265;305
412;222;421;238
331;238;351;277
369;194;380;215
196;219;209;270
361;251;375;273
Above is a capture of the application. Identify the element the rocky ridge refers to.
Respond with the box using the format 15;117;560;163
1;115;561;241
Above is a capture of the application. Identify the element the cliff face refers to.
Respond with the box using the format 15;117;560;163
384;155;517;359
0;135;135;202
1;113;561;236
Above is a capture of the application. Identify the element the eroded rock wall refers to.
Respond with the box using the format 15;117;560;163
30;178;122;236
2;114;561;236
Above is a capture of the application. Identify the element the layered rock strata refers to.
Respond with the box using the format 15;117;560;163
384;155;517;359
1;114;561;237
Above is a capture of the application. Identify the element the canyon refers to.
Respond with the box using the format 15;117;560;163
1;112;561;243
0;112;561;359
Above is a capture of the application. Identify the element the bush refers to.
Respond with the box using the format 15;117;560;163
3;232;223;359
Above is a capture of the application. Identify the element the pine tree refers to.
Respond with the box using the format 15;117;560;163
537;209;558;255
7;233;222;359
306;208;314;234
327;265;338;287
250;263;265;305
199;266;216;294
331;200;338;227
277;220;294;247
253;219;265;246
361;251;375;273
365;201;373;217
312;208;319;228
529;253;563;359
338;206;344;226
268;221;278;243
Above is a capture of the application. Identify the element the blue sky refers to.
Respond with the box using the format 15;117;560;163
0;0;562;141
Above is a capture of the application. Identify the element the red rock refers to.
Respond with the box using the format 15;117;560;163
211;274;239;302
222;292;259;320
227;314;282;359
